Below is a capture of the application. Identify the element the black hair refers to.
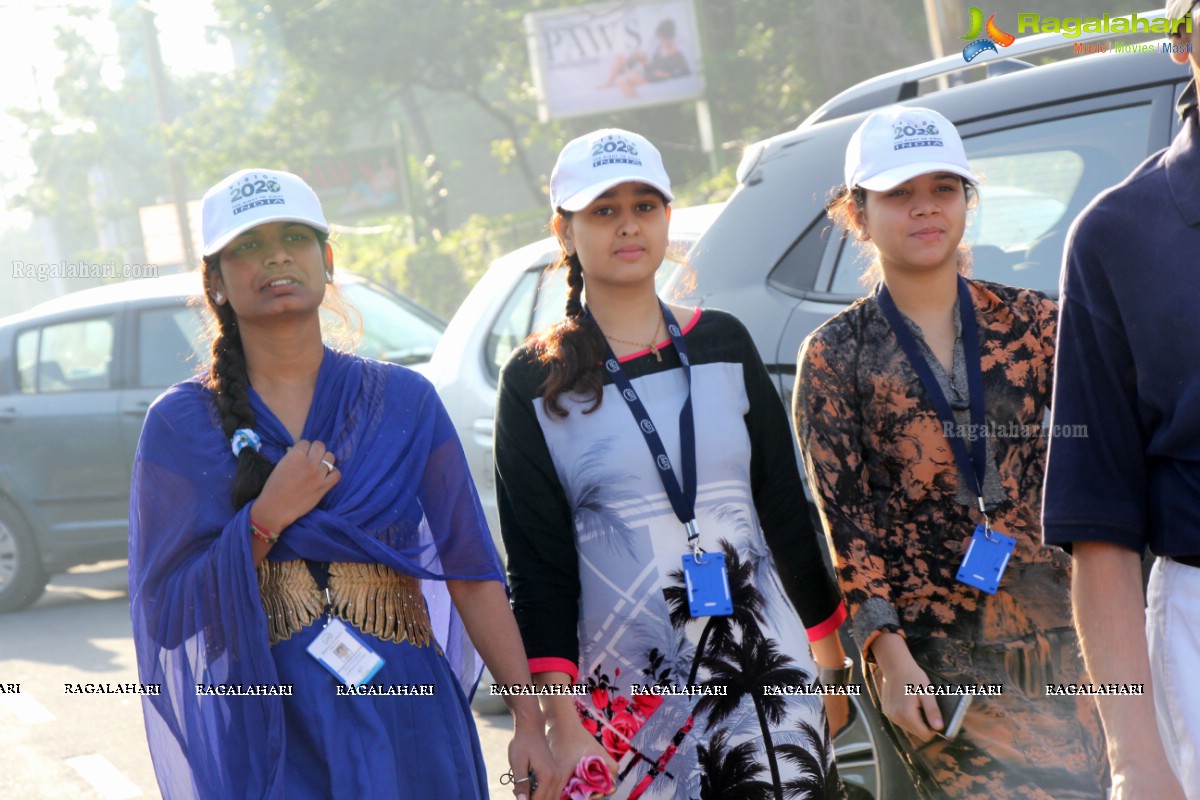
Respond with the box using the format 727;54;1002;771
536;211;607;417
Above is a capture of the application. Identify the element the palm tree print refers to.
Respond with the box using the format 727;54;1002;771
777;721;841;799
696;728;773;800
698;632;811;799
663;538;837;798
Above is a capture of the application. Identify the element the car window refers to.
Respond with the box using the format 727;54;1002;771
530;267;568;333
967;169;1075;252
335;281;443;366
15;328;38;394
138;306;206;387
828;103;1154;296
485;269;541;383
27;317;116;393
765;214;833;296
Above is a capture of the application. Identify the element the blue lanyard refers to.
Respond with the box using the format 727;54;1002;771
590;302;701;553
876;276;990;519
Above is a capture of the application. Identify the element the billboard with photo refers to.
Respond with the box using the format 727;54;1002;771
525;0;704;122
302;146;404;221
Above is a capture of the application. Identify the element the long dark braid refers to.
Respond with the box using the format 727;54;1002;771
201;256;277;510
564;249;586;319
538;215;607;416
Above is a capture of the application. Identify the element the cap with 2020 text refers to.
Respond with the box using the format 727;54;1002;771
844;107;977;192
202;168;329;257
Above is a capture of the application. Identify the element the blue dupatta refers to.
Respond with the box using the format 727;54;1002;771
128;348;503;799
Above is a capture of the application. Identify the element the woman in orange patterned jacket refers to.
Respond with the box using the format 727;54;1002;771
794;106;1108;798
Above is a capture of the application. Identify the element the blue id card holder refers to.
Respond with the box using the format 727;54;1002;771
956;524;1016;595
681;552;733;617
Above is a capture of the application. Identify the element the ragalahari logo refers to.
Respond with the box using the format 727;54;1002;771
962;7;1016;62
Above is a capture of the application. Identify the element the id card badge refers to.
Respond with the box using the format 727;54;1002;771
682;552;733;617
956;524;1016;595
305;618;385;686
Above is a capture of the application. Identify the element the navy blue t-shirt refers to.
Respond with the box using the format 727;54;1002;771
1043;109;1200;557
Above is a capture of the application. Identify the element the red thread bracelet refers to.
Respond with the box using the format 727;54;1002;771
250;519;277;544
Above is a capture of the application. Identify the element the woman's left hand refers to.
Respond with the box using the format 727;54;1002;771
507;717;561;800
443;579;561;797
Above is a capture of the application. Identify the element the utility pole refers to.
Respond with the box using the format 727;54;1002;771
923;0;969;60
141;2;196;268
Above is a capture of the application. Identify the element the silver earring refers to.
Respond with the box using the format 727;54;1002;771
213;292;224;303
325;271;334;284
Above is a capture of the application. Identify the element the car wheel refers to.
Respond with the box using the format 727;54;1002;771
835;691;919;799
0;500;48;613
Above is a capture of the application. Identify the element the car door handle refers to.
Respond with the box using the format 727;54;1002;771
122;401;151;417
471;419;497;488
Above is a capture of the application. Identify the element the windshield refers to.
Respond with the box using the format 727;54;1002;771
334;281;444;366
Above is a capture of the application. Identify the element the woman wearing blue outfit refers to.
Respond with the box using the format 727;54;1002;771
128;168;557;800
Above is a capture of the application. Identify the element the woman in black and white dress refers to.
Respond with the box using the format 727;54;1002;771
495;128;851;800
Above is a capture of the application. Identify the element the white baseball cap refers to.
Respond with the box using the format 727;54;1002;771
1167;0;1197;22
844;107;976;192
201;168;330;257
549;128;674;212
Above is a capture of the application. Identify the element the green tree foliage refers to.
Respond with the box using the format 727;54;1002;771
9;0;1162;312
211;0;554;224
12;8;165;267
335;209;547;319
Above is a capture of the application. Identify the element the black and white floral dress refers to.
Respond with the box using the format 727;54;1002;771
496;309;847;800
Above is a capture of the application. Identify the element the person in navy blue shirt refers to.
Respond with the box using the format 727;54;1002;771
1042;5;1200;798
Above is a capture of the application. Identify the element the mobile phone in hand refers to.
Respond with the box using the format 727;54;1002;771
931;691;972;739
918;667;973;739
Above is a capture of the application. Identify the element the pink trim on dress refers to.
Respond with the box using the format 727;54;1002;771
616;307;704;363
806;601;848;642
528;656;579;684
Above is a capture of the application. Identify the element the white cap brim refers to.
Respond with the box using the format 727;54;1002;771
558;176;675;212
857;162;977;192
202;215;330;257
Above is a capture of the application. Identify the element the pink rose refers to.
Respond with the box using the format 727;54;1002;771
577;755;615;795
600;710;639;761
611;694;629;714
590;686;610;712
558;756;615;800
564;776;593;800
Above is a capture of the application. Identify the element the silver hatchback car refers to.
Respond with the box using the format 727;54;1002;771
0;272;444;612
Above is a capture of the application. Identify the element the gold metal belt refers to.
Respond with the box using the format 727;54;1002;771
257;560;432;648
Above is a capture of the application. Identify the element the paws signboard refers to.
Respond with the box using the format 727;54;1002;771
525;0;705;121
